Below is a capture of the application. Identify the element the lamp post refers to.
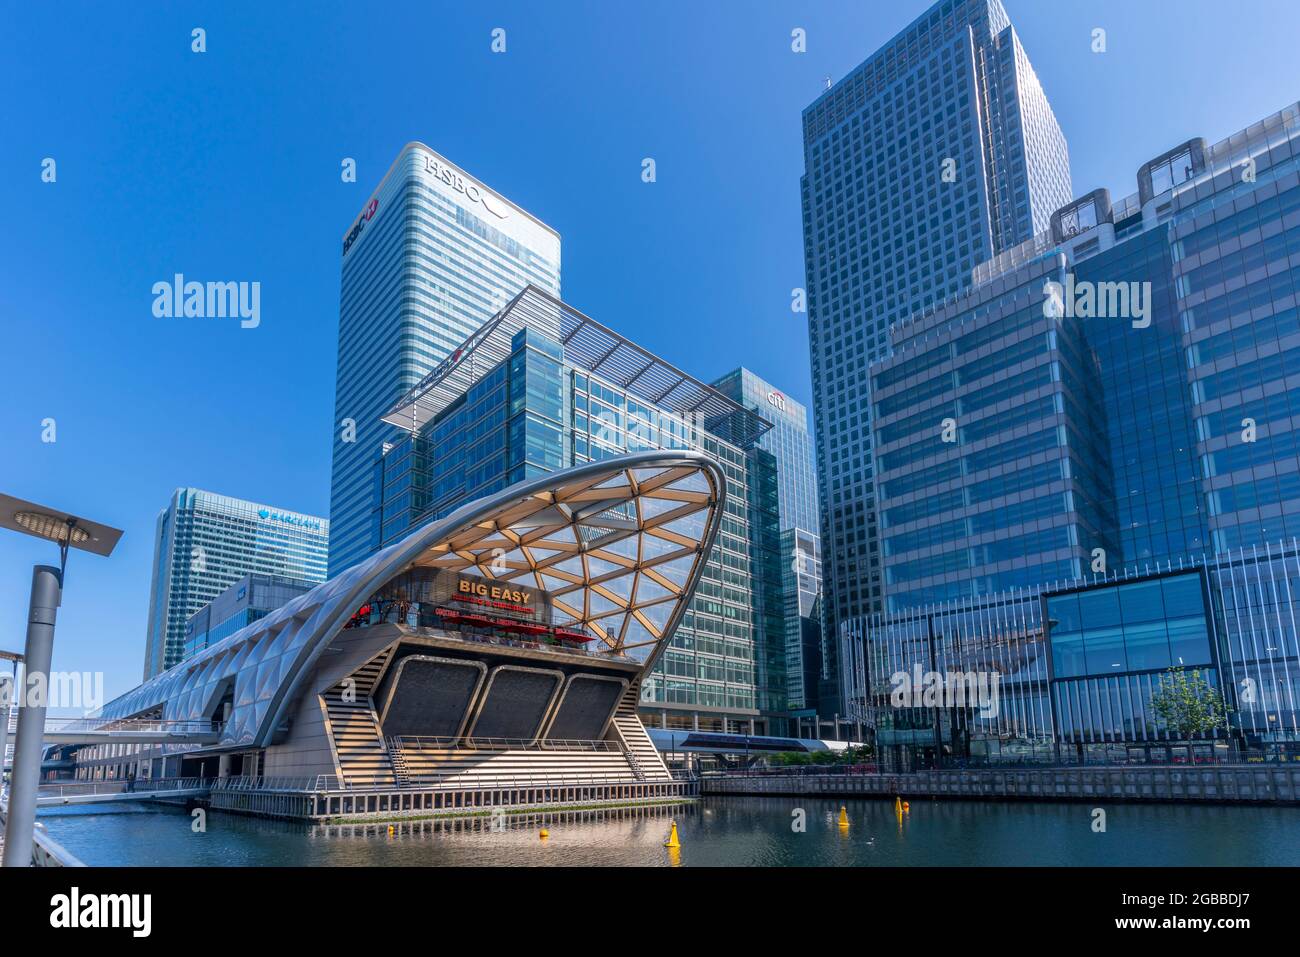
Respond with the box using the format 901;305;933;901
0;649;23;793
0;493;121;867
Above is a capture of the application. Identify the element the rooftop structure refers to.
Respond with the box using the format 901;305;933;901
79;453;724;793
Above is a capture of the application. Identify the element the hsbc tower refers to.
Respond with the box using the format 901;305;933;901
329;145;561;575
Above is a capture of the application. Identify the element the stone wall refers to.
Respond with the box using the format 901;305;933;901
702;766;1300;804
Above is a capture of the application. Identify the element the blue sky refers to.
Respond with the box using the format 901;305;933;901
2;0;1298;702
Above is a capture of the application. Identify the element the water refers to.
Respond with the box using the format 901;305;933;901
37;796;1300;866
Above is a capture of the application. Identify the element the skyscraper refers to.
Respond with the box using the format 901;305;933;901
329;144;561;576
801;0;1071;701
844;102;1300;767
143;490;329;678
869;103;1300;613
376;286;777;733
712;368;828;719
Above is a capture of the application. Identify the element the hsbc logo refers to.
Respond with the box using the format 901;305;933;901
423;155;510;220
342;198;379;256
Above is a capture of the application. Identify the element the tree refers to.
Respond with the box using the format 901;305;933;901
1150;667;1231;742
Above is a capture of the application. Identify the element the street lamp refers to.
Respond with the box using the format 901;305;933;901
0;492;121;867
0;648;22;802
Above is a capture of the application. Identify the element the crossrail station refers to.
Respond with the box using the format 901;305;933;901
56;452;720;821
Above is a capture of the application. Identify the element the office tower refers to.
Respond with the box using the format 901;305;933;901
712;369;829;724
376;286;777;733
329;144;561;576
143;490;328;677
801;0;1072;703
183;573;317;661
844;102;1300;767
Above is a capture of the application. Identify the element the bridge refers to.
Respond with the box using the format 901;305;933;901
5;716;222;747
33;777;210;807
3;717;222;772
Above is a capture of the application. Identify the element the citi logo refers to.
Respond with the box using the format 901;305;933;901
50;887;151;937
342;197;379;255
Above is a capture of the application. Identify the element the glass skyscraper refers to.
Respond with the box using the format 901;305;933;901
843;103;1300;766
143;489;329;678
329;144;561;576
712;368;828;717
801;0;1072;704
374;287;779;733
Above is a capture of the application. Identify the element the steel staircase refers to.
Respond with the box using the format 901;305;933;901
322;647;397;788
610;692;670;781
387;742;411;787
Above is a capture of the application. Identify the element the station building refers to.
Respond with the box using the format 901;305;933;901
370;286;785;736
70;452;721;807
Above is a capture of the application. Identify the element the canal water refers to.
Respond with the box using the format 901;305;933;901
37;796;1300;866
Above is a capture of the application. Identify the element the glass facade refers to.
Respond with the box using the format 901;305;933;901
841;103;1300;763
712;368;828;717
870;253;1113;613
371;295;777;732
142;490;329;678
868;103;1300;614
182;573;316;661
801;0;1072;708
329;144;561;577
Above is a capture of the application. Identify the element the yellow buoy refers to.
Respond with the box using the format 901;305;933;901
539;828;549;839
837;805;850;828
902;801;910;813
664;820;680;848
894;795;903;814
387;824;395;837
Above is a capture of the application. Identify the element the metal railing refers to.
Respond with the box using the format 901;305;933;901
209;770;681;793
31;823;84;867
404;625;633;662
0;799;84;866
390;736;623;753
37;776;207;799
8;716;222;736
212;775;343;793
703;745;1300;777
401;769;661;789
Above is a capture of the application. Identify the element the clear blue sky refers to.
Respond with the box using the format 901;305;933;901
2;0;1297;703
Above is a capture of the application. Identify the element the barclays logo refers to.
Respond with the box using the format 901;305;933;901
258;509;322;531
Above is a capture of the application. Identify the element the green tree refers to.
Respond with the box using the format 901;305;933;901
1150;667;1231;741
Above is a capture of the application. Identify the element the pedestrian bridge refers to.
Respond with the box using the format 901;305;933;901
35;777;210;807
6;716;221;747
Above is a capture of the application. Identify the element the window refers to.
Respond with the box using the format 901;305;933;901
1149;148;1194;196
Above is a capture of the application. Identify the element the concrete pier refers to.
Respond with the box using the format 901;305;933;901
701;765;1300;805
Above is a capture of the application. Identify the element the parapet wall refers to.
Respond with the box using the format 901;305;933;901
702;766;1300;805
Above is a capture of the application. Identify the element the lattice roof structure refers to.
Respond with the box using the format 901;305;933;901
95;452;724;750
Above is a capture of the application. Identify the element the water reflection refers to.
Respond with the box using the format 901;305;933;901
37;796;1300;867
